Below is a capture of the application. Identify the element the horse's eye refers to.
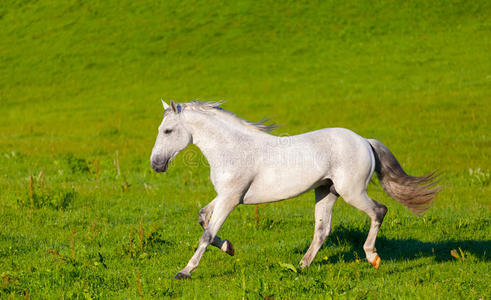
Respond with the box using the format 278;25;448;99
164;129;173;134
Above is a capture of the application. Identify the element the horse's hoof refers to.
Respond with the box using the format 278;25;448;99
174;272;191;280
370;255;381;269
223;240;235;256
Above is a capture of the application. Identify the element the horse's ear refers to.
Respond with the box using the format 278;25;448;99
161;99;170;110
170;100;178;113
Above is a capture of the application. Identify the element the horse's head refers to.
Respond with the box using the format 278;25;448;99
150;100;192;172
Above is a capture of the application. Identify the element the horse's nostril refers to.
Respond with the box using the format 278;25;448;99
151;157;168;172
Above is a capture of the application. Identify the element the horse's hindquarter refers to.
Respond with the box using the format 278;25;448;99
242;128;374;204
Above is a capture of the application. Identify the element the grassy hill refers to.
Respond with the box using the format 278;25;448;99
1;0;490;298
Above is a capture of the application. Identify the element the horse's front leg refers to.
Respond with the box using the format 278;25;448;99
198;200;235;256
175;197;238;279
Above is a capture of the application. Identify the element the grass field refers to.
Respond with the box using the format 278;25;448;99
1;0;490;298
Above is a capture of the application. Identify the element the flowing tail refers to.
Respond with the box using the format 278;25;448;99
367;139;440;215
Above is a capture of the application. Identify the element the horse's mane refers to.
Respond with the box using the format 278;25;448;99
173;101;276;133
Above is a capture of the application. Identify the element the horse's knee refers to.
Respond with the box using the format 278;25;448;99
198;209;206;227
198;207;211;228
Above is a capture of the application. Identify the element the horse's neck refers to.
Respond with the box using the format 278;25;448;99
184;111;269;166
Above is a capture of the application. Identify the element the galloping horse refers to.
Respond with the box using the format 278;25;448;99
150;100;439;279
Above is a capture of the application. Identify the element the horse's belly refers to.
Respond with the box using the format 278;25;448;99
242;167;326;204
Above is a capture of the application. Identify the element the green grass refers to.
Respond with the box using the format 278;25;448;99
1;0;490;298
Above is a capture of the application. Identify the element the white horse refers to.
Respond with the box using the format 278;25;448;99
150;100;439;279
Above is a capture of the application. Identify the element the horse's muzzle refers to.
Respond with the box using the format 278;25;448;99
151;157;169;173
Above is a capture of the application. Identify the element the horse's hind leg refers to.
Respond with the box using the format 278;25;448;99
198;200;234;256
343;192;387;268
300;185;338;269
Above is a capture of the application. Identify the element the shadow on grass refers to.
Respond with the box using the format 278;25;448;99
295;225;490;265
